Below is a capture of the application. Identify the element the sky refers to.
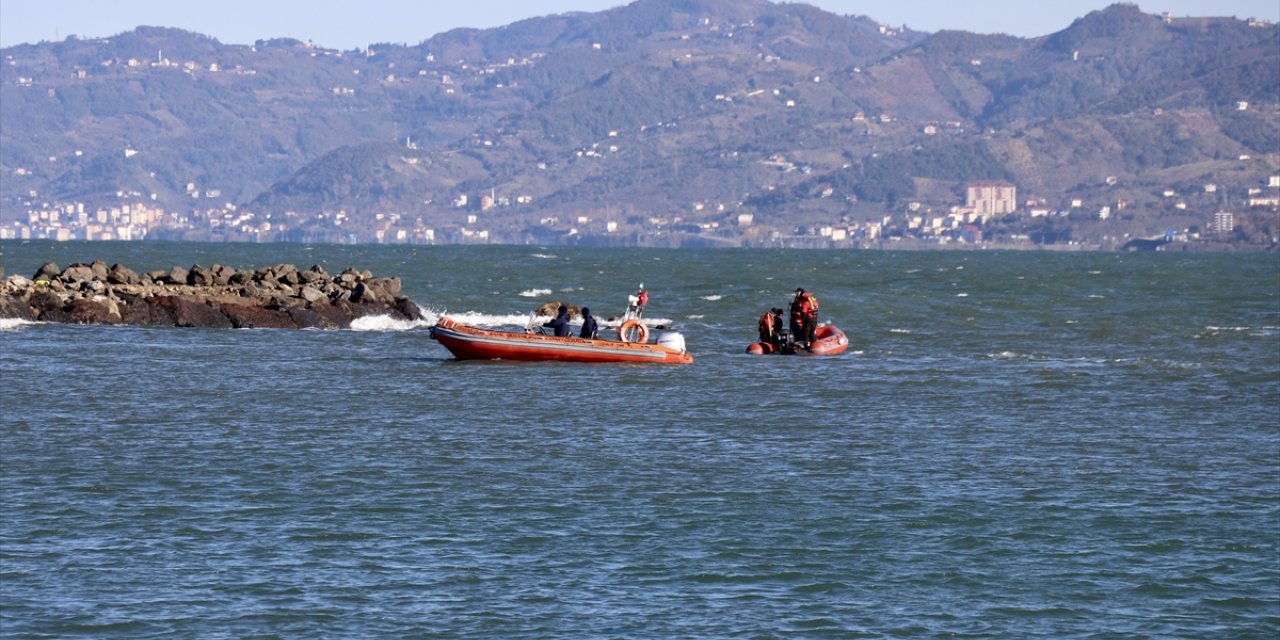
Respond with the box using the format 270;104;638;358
2;0;1278;50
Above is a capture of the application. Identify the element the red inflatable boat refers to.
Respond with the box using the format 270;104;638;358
746;324;849;356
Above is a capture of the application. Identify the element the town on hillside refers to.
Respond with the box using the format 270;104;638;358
6;174;1278;250
2;4;1277;250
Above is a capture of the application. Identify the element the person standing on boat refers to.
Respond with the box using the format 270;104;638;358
625;284;649;320
634;284;649;318
580;307;598;339
544;305;572;337
790;288;819;347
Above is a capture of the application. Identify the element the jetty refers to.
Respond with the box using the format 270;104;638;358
0;261;421;329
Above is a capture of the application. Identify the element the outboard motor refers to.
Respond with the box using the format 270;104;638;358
655;331;686;353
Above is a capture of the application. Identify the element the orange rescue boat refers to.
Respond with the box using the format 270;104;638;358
746;324;849;356
430;316;693;364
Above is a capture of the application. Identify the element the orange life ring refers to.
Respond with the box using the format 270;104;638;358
618;319;649;344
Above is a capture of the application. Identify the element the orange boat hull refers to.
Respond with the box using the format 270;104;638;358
746;324;849;356
430;317;693;364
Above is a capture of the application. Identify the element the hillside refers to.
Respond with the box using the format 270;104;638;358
1;0;1277;247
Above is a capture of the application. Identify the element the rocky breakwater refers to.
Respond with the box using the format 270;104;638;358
0;261;422;329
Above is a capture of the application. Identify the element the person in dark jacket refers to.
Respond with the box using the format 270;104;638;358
544;305;571;337
579;307;598;339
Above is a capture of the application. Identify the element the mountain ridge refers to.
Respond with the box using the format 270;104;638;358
1;0;1276;246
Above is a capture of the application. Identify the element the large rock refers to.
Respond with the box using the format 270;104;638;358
164;266;189;285
305;298;354;328
188;264;216;286
28;290;66;317
219;302;296;329
67;297;119;324
351;280;395;305
214;265;236;285
394;297;424;321
150;296;232;329
107;263;140;285
299;266;328;285
535;300;583;317
34;262;60;282
116;292;166;325
0;281;35;320
300;286;326;303
61;264;95;283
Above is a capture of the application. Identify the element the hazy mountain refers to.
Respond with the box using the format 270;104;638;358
1;0;1276;244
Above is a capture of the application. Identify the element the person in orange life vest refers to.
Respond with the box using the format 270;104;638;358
758;307;783;347
635;284;649;316
790;288;819;347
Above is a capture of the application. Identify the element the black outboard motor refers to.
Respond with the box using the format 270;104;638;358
776;328;793;353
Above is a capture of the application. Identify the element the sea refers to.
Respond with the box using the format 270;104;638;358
1;240;1277;639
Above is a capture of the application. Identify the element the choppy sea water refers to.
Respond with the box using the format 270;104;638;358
2;241;1278;638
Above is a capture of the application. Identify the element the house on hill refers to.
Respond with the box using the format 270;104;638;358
966;182;1017;215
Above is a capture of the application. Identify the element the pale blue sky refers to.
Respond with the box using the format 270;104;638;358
2;0;1277;49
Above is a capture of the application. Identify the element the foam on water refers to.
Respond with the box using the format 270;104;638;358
519;288;552;297
348;315;434;332
0;317;38;331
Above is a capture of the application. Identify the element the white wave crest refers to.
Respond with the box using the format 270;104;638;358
700;294;724;301
349;315;434;332
519;288;552;297
0;318;38;331
531;253;557;259
987;351;1025;360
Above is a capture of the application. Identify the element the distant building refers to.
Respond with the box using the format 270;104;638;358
966;182;1017;215
1214;212;1234;234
